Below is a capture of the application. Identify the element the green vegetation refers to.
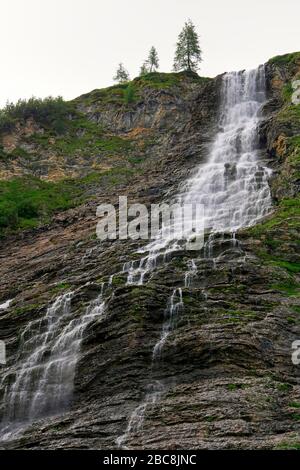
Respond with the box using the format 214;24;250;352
78;71;210;108
0;96;73;135
11;303;42;316
291;414;300;420
276;103;300;124
0;168;136;235
173;19;202;72
269;260;300;273
77;84;128;106
226;383;246;391
0;176;82;233
51;282;72;293
282;82;294;102
276;382;293;392
144;46;159;73
135;71;189;89
271;281;300;297
124;83;136;104
289;402;300;408
269;52;300;66
275;441;300;450
113;63;130;84
247;197;300;236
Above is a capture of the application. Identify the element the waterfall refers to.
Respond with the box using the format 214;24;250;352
0;286;106;439
183;66;271;233
184;260;197;288
117;66;273;446
122;66;272;283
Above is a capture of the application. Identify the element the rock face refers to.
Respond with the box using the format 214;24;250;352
0;56;300;450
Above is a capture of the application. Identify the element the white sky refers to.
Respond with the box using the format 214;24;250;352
1;0;299;106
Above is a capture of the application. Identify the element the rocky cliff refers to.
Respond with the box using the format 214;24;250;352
0;53;299;450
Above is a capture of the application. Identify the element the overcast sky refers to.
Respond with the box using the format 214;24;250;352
0;0;299;106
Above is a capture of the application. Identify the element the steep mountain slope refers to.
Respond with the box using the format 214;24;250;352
0;53;299;450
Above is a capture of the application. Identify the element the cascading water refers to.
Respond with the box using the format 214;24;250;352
122;66;272;283
117;66;273;446
184;260;197;288
0;286;106;439
183;66;271;233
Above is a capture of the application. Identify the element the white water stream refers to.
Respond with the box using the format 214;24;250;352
116;66;272;447
0;286;106;439
122;66;272;284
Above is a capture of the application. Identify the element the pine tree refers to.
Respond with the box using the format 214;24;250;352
146;46;159;73
113;63;130;84
139;62;149;76
173;20;202;72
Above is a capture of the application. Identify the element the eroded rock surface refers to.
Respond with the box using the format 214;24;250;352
0;56;299;449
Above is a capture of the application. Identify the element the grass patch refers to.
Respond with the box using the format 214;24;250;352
276;382;293;392
247;197;300;236
226;383;246;391
269;260;300;273
269;52;300;66
282;82;294;102
0;168;137;236
51;282;72;293
289;402;300;408
275;441;300;450
271;281;300;297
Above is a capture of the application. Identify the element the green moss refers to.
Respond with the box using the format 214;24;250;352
10;147;31;158
110;275;124;287
276;382;293;392
277;104;300;124
282;82;294;102
275;441;300;450
269;260;300;273
248;197;300;236
289;402;300;408
51;282;72;293
204;416;217;422
128;156;145;165
12;304;41;316
271;281;300;297
226;383;246;391
291;413;300;420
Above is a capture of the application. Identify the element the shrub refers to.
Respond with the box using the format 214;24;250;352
124;84;136;104
0;96;73;135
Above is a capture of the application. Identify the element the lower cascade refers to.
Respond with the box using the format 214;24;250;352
0;287;106;439
116;288;184;449
0;65;273;443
